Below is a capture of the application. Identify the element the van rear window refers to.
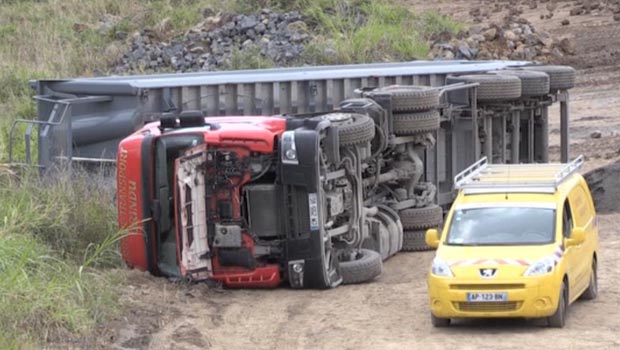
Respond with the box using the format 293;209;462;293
446;207;555;246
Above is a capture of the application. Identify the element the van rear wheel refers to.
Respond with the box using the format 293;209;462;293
580;259;598;300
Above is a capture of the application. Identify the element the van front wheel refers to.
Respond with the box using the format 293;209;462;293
431;313;450;327
547;281;568;328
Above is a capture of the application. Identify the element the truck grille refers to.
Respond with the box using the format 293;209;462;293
450;284;525;290
455;302;522;312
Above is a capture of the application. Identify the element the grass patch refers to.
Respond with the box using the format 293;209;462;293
0;169;124;349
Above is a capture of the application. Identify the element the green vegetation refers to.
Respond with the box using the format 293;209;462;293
0;170;124;349
0;0;462;347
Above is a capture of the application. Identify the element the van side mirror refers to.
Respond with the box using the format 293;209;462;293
566;227;585;247
425;229;440;249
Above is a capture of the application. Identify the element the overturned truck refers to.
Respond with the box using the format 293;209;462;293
15;61;575;288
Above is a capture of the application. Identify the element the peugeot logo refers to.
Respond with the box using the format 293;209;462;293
479;268;497;279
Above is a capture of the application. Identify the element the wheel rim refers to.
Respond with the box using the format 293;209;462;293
318;157;341;287
322;232;339;284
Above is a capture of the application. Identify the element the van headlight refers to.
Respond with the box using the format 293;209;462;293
523;256;556;276
431;257;453;277
281;131;298;164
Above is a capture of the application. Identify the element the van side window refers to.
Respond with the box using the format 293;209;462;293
563;200;573;238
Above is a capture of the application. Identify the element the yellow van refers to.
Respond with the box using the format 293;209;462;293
425;156;599;327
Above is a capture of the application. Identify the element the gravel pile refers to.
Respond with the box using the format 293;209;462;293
114;9;311;73
428;16;575;62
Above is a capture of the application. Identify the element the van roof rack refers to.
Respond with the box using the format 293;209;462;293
454;156;584;194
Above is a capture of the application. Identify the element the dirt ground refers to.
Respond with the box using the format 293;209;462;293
67;2;620;349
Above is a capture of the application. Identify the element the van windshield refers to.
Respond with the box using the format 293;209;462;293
446;207;556;246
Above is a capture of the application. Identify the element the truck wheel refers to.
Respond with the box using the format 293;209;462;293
523;65;576;91
490;70;550;97
399;204;443;230
370;85;440;112
548;281;568;328
323;113;376;146
402;230;434;252
304;229;342;289
446;74;522;101
339;249;383;285
431;313;450;327
580;259;598;300
392;110;440;136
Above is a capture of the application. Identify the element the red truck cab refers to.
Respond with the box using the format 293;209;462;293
117;111;343;288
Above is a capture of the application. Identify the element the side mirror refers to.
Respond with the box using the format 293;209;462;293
425;229;440;249
566;227;586;247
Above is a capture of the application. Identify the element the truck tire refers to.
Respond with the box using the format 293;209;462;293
324;113;375;146
339;249;383;285
371;85;440;112
490;70;550;97
446;74;522;101
399;204;443;230
523;65;576;91
402;230;435;251
392;110;440;136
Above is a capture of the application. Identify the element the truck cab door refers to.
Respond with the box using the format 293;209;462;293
174;143;212;281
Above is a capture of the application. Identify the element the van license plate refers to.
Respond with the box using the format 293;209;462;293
466;292;508;302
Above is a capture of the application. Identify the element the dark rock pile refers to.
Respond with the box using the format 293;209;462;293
114;9;311;73
428;16;575;63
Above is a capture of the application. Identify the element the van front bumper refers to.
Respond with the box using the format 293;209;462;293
428;273;562;319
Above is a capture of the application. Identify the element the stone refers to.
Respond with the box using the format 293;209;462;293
469;24;483;35
561;19;570;25
442;50;455;59
503;30;518;41
477;49;492;59
541;37;554;48
470;34;486;42
189;46;205;54
524;33;541;46
483;28;497;40
591;131;602;139
559;37;576;54
570;7;584;16
551;47;564;58
238;15;259;31
458;44;474;59
255;23;266;33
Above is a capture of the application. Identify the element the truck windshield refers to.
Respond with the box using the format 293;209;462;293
446;207;555;246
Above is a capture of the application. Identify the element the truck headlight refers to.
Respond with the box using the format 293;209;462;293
281;131;298;164
431;257;453;277
524;256;555;276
